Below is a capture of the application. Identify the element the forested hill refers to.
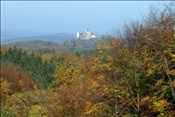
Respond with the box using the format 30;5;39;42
5;40;60;50
4;38;108;50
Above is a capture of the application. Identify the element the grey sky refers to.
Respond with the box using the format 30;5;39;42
1;1;164;35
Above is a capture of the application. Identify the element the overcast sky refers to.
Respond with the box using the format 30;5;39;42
1;1;166;35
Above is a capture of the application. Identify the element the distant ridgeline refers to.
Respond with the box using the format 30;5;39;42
76;27;96;40
4;27;110;50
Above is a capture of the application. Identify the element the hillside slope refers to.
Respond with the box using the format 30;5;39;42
5;38;108;50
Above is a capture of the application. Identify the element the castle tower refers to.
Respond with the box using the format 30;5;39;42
76;32;80;39
85;27;89;32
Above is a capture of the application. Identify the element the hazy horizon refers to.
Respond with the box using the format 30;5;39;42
1;1;167;36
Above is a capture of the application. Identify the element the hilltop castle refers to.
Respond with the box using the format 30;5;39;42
76;27;96;40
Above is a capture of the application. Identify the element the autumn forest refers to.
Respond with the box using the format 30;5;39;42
1;3;175;117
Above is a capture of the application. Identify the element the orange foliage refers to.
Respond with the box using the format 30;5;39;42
0;45;8;55
1;62;38;94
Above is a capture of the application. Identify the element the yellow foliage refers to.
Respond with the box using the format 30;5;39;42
154;79;164;88
84;101;106;116
170;53;175;59
51;57;80;89
18;80;25;91
153;100;171;114
0;77;10;103
0;78;10;94
84;102;94;114
147;69;154;76
29;105;42;117
169;70;175;76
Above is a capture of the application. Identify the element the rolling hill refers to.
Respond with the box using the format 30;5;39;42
1;33;75;44
4;38;108;51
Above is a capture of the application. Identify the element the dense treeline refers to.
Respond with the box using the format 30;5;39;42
0;46;96;89
1;46;58;88
5;40;60;50
63;38;107;50
1;2;175;117
5;38;107;51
